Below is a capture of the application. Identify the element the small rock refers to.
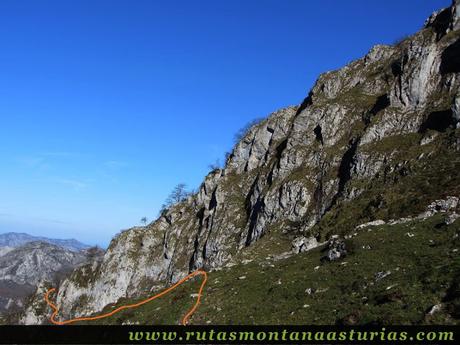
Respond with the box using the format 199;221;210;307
428;304;443;315
445;213;459;225
237;275;246;280
390;217;413;225
356;220;386;229
420;133;438;146
375;271;392;281
305;288;315;295
420;197;460;220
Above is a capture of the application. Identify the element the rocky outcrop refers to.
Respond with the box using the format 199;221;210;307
20;1;460;324
0;242;84;286
453;94;460;127
454;0;460;30
0;242;103;316
291;236;319;254
323;237;348;262
356;220;386;230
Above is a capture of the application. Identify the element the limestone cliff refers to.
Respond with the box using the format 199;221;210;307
20;0;460;324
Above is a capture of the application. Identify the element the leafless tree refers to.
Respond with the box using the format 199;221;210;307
233;118;264;144
159;183;190;216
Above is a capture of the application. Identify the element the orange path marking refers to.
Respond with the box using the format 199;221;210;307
44;269;208;326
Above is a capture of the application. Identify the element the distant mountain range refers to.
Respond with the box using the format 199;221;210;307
0;234;104;319
0;232;90;252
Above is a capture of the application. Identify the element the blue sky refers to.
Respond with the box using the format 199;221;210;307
0;0;449;247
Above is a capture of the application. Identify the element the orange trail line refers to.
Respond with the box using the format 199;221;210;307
44;269;208;326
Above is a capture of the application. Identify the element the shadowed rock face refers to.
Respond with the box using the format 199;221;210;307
453;0;460;30
20;1;460;323
419;109;456;133
441;38;460;74
0;242;103;315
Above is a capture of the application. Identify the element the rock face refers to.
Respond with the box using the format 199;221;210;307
0;247;14;257
452;0;460;30
0;242;102;316
291;236;319;254
21;1;460;323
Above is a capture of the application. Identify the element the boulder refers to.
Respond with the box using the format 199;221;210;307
291;236;319;254
324;238;347;262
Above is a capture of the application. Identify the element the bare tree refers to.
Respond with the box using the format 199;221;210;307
140;217;148;226
159;183;190;216
208;159;221;171
159;203;168;216
168;183;188;204
233;118;264;144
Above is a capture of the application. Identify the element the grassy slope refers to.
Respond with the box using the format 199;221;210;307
68;214;459;326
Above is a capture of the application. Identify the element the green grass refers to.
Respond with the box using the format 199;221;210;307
59;214;459;326
316;130;460;238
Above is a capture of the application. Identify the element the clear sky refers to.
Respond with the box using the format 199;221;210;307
0;0;450;247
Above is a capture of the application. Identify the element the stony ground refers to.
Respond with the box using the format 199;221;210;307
65;212;459;325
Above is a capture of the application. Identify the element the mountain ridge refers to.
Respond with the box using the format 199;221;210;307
15;0;460;325
0;232;91;252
